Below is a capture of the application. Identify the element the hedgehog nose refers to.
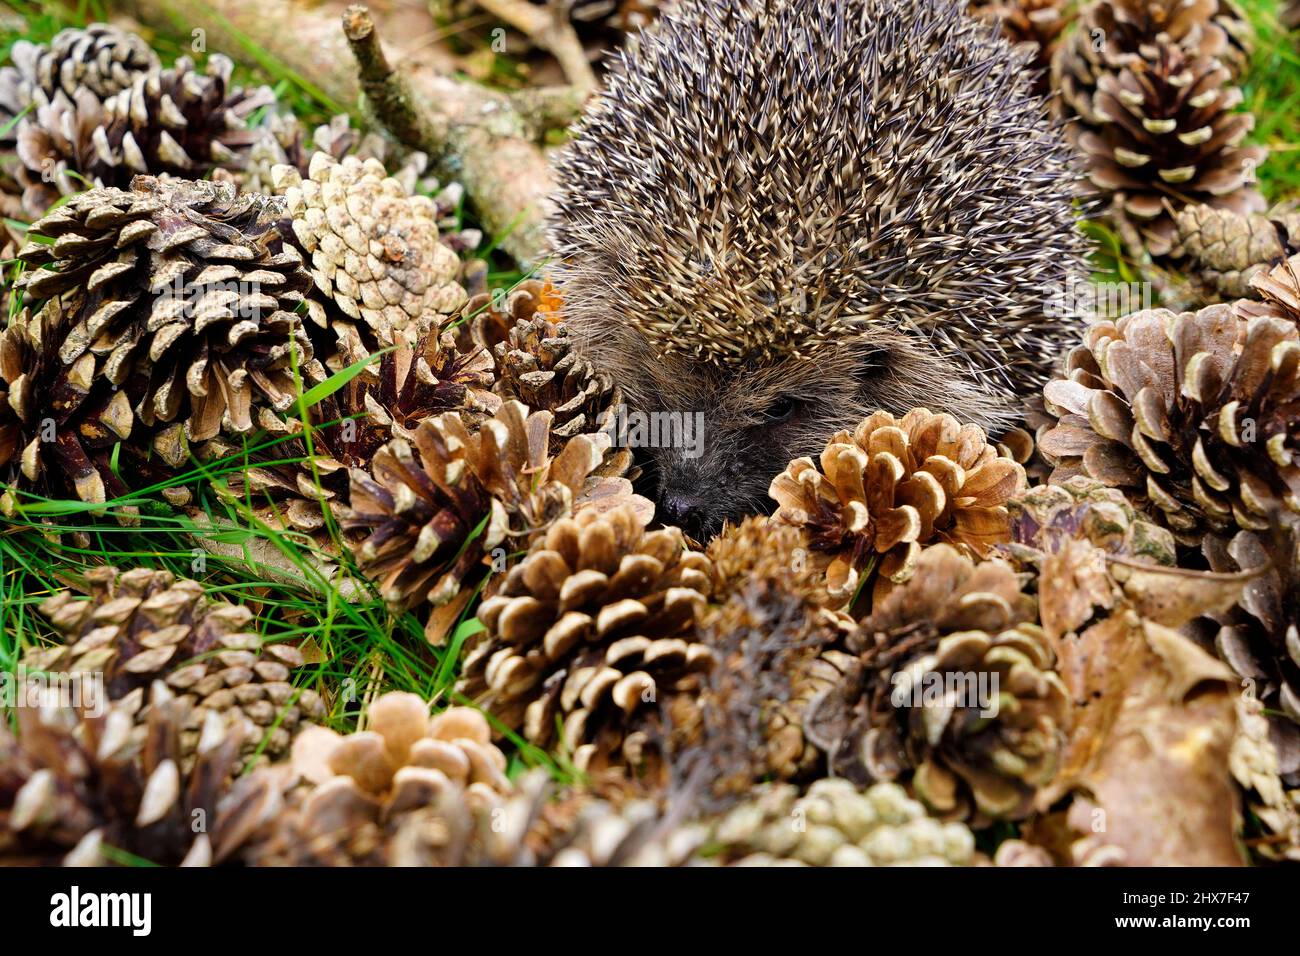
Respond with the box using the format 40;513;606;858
661;491;708;536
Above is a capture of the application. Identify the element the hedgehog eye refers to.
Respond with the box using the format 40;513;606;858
764;396;797;422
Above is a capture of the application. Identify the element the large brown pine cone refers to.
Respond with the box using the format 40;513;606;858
1052;0;1260;256
24;566;324;766
342;401;648;613
5;178;316;510
12;53;275;216
457;505;714;776
1054;0;1253;123
274;153;467;370
807;544;1070;822
0;693;270;866
769;407;1027;606
1038;303;1300;547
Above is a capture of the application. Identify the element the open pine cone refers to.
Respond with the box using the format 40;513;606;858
457;505;714;776
488;280;625;450
343;401;649;614
806;544;1069;822
24;566;324;766
6;178;315;509
274;153;467;368
12;52;276;216
0;23;158;135
1038;303;1300;547
0;693;271;866
239;693;511;866
1053;0;1261;256
205;326;496;539
704;779;978;866
769;408;1027;606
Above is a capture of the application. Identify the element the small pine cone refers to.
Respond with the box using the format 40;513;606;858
769;407;1027;606
1038;304;1300;546
706;779;978;866
343;401;648;612
807;545;1069;822
13;53;276;216
1005;475;1180;569
489;281;625;447
24;566;324;767
205;327;497;538
0;23;158;135
8;178;315;508
457;505;714;775
1285;0;1300;29
967;0;1073;94
0;693;271;866
240;694;512;866
274;153;467;367
1168;204;1300;305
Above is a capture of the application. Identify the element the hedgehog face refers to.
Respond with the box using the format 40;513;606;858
602;331;1012;540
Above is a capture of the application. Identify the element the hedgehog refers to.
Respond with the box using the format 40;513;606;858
550;0;1089;538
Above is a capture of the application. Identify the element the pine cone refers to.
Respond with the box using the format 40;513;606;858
0;692;274;865
457;504;714;775
488;280;625;448
204;326;496;538
1242;251;1300;323
274;153;467;369
705;779;978;866
1230;692;1300;861
1052;0;1259;256
674;569;855;800
12;53;275;216
968;0;1074;95
1005;475;1181;568
24;566;324;766
807;545;1069;822
0;23;158;135
1038;304;1300;546
1166;203;1300;306
1054;0;1253;124
239;693;512;866
1198;522;1300;727
6;178;315;509
1284;0;1300;29
769;408;1027;606
342;401;647;613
